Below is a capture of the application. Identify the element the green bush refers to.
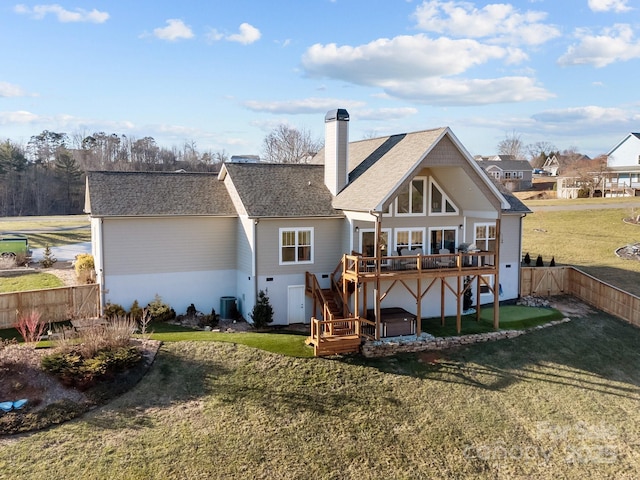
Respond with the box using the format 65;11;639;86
41;346;142;389
104;303;126;319
129;300;143;321
147;294;175;322
250;290;273;329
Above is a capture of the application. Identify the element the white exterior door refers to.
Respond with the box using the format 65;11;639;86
287;285;306;324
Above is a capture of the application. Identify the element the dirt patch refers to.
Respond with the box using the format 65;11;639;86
0;339;161;436
547;295;595;318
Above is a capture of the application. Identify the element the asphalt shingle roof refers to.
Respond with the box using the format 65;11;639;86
221;163;341;217
85;171;236;217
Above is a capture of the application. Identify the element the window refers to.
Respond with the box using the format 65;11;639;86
429;178;458;215
479;275;494;295
395;229;424;255
280;228;313;264
360;229;390;259
429;227;457;254
475;223;496;251
396;177;425;215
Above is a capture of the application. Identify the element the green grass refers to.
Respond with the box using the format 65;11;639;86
522;205;640;295
1;313;638;479
422;305;565;337
0;271;63;292
147;322;313;358
0;215;90;248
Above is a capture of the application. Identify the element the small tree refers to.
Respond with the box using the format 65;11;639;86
536;255;544;267
40;244;57;268
250;290;273;329
550;256;556;267
523;252;531;266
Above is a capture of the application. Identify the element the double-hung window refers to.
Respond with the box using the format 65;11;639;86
395;228;424;255
475;223;496;251
280;227;313;265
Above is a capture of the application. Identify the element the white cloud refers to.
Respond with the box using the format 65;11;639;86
381;76;553;105
588;0;632;12
0;110;41;125
14;4;109;23
413;0;560;46
531;106;634;124
206;23;261;45
153;19;194;42
302;34;515;83
353;108;419;121
0;82;27;97
243;97;365;114
227;23;261;45
558;24;640;67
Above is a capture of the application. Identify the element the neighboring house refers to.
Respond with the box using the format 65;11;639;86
542;155;560;176
474;155;533;191
85;109;530;354
604;133;640;196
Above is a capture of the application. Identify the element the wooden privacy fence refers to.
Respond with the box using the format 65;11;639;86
0;284;99;329
521;266;640;327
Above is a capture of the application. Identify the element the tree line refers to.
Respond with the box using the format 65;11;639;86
0;131;230;216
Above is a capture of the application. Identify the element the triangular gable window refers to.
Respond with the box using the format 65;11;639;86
430;178;458;215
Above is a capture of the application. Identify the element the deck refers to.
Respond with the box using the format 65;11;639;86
342;251;497;282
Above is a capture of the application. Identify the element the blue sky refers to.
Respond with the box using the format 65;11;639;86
1;0;639;158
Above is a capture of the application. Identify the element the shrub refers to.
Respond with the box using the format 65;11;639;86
41;345;141;389
536;255;544;267
250;290;273;329
198;308;219;329
74;253;95;283
550;256;556;267
14;310;47;345
523;252;531;266
104;303;126;319
463;276;473;311
146;294;175;322
40;244;57;268
129;300;143;321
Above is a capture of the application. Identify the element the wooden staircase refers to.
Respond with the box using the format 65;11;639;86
305;273;362;356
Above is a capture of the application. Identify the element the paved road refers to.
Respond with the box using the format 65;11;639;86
31;242;92;262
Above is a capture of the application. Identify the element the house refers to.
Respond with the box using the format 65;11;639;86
85;109;530;355
542;154;560;176
604;133;640;196
474;155;533;191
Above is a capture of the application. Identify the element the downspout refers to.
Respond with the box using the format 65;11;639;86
517;213;527;299
253;218;259;314
98;218;106;315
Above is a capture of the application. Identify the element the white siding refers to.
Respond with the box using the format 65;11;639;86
608;135;640;168
104;270;235;316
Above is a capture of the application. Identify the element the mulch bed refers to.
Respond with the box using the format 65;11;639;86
0;339;161;436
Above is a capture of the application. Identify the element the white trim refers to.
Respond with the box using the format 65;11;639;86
394;228;426;255
428;226;458;254
279;227;314;265
429;177;459;216
395;176;427;217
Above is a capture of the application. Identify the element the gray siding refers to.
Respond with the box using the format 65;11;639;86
256;218;345;275
103;216;237;275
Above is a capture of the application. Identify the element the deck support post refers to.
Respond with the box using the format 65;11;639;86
456;275;462;334
416;277;422;337
493;218;501;330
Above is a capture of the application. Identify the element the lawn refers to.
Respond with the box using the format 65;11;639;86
1;312;638;479
0;271;63;293
522;203;640;296
0;215;90;249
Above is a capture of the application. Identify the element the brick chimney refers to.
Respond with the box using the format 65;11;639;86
324;108;349;195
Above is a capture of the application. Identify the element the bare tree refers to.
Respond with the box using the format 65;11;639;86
262;124;323;163
526;141;557;168
497;130;525;159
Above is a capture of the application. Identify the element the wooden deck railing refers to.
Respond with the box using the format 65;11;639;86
343;251;496;279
